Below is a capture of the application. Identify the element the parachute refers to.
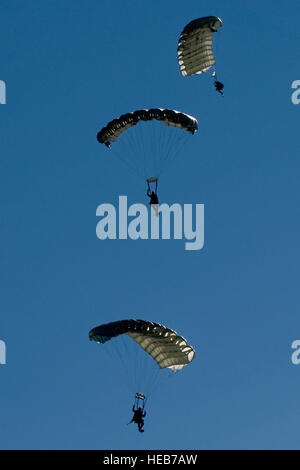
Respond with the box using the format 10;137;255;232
97;109;198;180
97;108;197;148
177;16;222;77
89;319;195;372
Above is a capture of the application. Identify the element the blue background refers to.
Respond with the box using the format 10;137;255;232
1;0;300;449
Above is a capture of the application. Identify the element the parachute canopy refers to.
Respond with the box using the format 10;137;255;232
178;16;222;76
89;319;195;372
97;108;198;148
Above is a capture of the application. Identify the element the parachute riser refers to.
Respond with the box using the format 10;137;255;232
147;177;158;194
134;392;147;411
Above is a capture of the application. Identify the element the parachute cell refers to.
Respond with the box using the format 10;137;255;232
177;16;222;77
89;319;195;372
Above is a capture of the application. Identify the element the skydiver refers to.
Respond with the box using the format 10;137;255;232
129;406;146;433
147;180;159;204
147;180;159;216
214;80;224;95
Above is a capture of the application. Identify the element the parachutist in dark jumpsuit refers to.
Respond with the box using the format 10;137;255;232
147;190;159;206
147;180;159;204
147;181;159;216
214;80;224;95
130;406;146;433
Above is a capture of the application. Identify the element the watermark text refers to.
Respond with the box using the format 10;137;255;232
291;80;300;104
291;340;300;364
0;80;6;104
96;196;204;251
0;340;6;364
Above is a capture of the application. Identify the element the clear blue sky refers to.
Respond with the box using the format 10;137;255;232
1;0;300;450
